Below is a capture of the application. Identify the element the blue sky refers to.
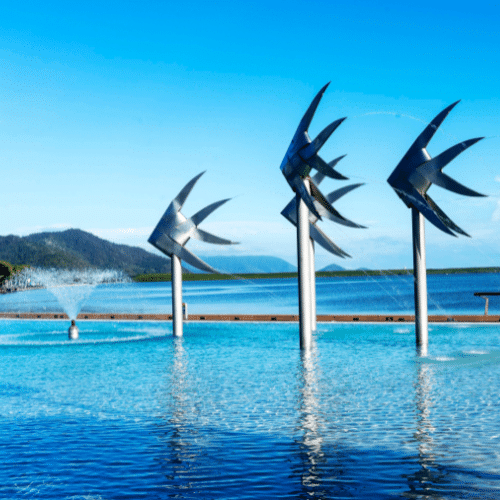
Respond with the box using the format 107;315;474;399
1;0;499;270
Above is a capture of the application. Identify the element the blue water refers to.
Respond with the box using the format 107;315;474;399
1;272;499;315
1;274;500;498
1;320;500;499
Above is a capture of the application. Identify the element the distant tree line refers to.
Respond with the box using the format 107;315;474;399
0;261;13;285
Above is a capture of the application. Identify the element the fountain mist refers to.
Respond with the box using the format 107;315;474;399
17;268;130;320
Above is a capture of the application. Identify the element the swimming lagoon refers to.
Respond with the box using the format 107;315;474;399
1;273;499;498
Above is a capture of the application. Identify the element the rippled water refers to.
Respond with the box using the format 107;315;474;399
1;272;500;316
1;320;500;499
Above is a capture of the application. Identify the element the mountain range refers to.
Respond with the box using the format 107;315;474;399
0;229;319;276
318;263;346;272
191;255;297;274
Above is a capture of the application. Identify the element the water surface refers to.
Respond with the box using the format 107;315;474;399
1;272;499;316
1;320;499;499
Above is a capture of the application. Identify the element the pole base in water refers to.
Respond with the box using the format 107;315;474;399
68;321;79;340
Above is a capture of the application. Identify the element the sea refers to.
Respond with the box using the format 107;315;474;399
1;270;500;316
0;272;499;499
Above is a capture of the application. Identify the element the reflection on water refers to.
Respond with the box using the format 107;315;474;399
405;361;441;498
1;321;500;499
161;338;195;491
296;342;326;497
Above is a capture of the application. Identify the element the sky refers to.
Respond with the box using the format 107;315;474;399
1;0;499;271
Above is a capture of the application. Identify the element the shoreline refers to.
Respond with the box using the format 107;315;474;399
0;312;499;323
133;267;500;282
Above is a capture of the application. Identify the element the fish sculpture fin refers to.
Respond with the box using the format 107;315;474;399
424;194;470;237
415;138;485;196
302;118;346;158
309;179;342;218
306;154;348;180
190;198;231;227
173;242;220;274
292;82;331;140
406;101;460;155
403;189;457;236
296;180;322;220
172;171;206;212
192;228;237;245
328;155;347;170
310;224;350;258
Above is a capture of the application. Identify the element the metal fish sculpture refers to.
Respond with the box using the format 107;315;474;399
387;101;485;236
148;171;236;273
281;172;365;258
280;82;349;220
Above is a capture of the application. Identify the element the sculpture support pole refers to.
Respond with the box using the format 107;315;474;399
309;238;317;332
171;254;183;337
297;179;312;350
412;208;428;352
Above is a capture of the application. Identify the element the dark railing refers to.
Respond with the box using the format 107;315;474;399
474;292;500;315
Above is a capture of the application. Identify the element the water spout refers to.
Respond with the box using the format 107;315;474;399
68;319;79;340
16;268;129;336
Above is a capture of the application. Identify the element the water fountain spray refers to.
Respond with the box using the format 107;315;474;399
279;83;353;349
387;101;486;351
281;171;365;331
148;172;237;336
23;268;128;339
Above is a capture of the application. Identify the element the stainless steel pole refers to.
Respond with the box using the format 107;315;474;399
171;254;183;337
297;179;312;350
309;238;317;332
412;208;428;352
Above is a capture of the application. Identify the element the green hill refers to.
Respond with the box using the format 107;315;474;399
0;234;88;268
0;229;172;276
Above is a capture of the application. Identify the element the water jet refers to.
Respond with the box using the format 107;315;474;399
13;267;129;338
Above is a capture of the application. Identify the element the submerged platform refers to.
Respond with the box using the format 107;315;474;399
1;312;500;322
